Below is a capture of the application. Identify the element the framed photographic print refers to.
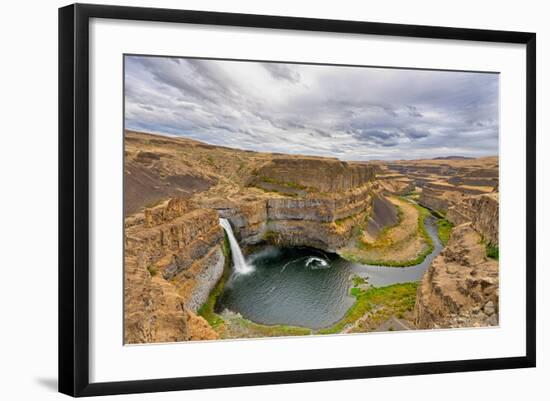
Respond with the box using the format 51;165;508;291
58;3;536;397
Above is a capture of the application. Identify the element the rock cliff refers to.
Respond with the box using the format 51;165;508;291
379;157;498;219
216;185;376;252
124;252;218;343
447;193;499;245
254;157;375;192
418;186;452;213
364;194;399;239
414;223;499;329
124;198;223;343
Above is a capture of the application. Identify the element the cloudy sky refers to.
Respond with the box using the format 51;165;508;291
124;55;499;161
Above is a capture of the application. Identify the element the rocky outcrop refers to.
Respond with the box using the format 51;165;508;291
217;185;376;252
126;206;223;282
377;177;416;195
447;193;499;245
124;251;218;343
414;224;499;329
418;186;451;213
423;182;489;195
217;200;268;245
264;218;360;251
383;159;498;191
268;186;372;222
382;158;498;221
124;198;223;343
255;157;375;192
364;194;399;238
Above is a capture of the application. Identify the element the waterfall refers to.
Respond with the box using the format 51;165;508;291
219;218;254;275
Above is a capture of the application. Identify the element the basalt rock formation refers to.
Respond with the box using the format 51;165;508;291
217;185;377;252
418;186;453;213
447;193;499;245
124;198;222;343
364;194;400;239
374;171;416;196
379;156;499;244
254;157;375;193
414;223;499;328
378;157;498;211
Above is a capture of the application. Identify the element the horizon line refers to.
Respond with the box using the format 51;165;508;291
124;128;498;162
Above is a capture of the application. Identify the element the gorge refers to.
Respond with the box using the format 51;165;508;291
123;130;500;343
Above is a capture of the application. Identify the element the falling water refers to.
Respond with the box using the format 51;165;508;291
219;218;254;275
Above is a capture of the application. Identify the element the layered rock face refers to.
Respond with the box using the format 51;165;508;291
447;193;499;245
203;155;381;252
217;185;376;252
376;173;416;196
378;157;498;215
383;158;498;190
217;200;267;245
417;181;493;214
364;194;399;238
124;254;218;343
418;186;452;213
414;224;499;329
255;157;375;192
124;198;222;343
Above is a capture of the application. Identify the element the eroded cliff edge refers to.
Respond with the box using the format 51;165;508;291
124;198;222;343
414;223;499;328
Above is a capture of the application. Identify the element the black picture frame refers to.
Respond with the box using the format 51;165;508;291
59;3;536;397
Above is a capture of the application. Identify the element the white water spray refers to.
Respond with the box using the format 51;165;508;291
219;218;254;275
306;257;330;269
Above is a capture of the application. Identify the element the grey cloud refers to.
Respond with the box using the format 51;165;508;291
262;63;301;83
124;55;499;160
404;128;429;139
407;105;423;117
350;129;400;147
313;128;332;138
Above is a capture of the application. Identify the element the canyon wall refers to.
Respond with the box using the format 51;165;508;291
447;193;499;245
364;194;399;238
124;198;223;343
255;157;376;192
206;156;381;252
217;200;268;245
418;186;451;213
382;157;501;330
124;252;219;343
414;223;499;329
217;185;377;252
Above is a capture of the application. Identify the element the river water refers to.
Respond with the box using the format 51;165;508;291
216;215;443;330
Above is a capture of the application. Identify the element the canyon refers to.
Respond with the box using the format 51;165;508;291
124;130;500;342
376;157;500;329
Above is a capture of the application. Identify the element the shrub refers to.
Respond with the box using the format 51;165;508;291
437;219;454;245
146;265;158;277
486;244;499;260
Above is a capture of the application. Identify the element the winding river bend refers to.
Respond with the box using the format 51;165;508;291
216;215;443;330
